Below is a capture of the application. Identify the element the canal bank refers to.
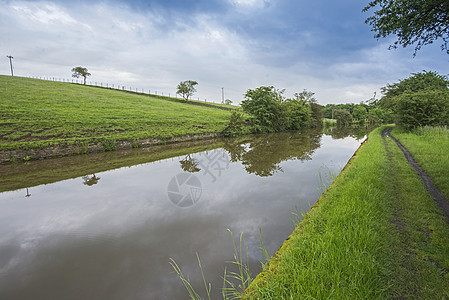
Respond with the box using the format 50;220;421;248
0;129;363;300
243;126;449;299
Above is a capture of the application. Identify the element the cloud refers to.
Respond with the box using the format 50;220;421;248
229;0;271;9
1;0;447;105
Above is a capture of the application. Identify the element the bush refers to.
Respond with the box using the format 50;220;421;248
333;109;353;126
241;86;286;133
221;111;246;137
396;90;449;129
282;99;311;130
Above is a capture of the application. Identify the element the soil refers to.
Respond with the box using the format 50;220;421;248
383;127;449;223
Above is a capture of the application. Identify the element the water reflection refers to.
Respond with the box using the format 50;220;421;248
82;174;101;186
179;155;201;173
223;130;322;177
0;129;367;300
324;125;373;140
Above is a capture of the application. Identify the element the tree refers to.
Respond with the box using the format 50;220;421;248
225;99;233;105
282;97;311;130
241;86;286;133
71;66;91;85
294;89;322;127
377;71;449;128
177;80;198;101
396;90;449;129
378;71;449;110
82;174;100;186
363;0;449;55
179;155;201;173
352;106;368;124
333;109;353;126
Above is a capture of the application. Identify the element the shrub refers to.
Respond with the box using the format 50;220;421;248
396;90;449;129
282;99;311;130
222;111;246;137
333;109;353;126
241;86;286;133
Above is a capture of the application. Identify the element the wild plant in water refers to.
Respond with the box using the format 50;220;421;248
317;165;339;194
170;229;262;300
169;252;211;300
222;229;254;300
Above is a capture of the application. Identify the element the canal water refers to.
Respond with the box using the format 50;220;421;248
0;128;366;299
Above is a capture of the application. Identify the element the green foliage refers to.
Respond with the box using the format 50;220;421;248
379;71;449;110
333;109;353;126
221;111;247;137
396;90;449;129
363;0;449;55
294;90;322;127
71;66;91;85
352;105;368;124
224;99;232;105
309;103;323;127
241;86;286;133
377;71;449;128
241;86;313;133
282;98;311;130
101;139;117;151
177;80;198;101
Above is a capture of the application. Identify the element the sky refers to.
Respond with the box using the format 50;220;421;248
1;0;448;105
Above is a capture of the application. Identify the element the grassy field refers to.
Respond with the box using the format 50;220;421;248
0;75;232;150
243;126;449;299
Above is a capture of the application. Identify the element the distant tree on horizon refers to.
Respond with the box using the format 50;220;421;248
176;80;198;101
72;66;91;85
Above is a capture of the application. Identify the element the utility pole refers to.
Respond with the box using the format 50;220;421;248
6;55;14;76
221;87;224;104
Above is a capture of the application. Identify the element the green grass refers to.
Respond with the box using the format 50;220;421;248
0;75;232;150
391;126;449;200
243;126;449;299
384;126;449;298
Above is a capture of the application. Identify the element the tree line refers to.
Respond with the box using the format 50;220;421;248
222;86;323;136
323;71;449;129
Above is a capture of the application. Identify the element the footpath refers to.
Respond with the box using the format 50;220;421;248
243;126;449;299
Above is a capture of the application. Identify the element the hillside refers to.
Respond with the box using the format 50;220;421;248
0;76;232;152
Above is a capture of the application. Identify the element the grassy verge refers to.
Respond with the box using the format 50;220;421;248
391;126;449;199
384;127;449;298
243;126;449;299
0;76;231;150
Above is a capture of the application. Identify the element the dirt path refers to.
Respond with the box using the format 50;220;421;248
384;127;449;223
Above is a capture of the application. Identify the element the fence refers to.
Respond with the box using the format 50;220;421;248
28;76;218;103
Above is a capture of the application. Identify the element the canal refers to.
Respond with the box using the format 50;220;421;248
0;128;366;299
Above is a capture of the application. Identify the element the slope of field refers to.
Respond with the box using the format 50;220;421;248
0;76;231;151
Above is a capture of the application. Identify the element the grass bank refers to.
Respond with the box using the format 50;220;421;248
391;126;449;200
0;76;231;152
243;126;449;299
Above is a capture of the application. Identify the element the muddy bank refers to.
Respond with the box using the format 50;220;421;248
0;133;218;164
